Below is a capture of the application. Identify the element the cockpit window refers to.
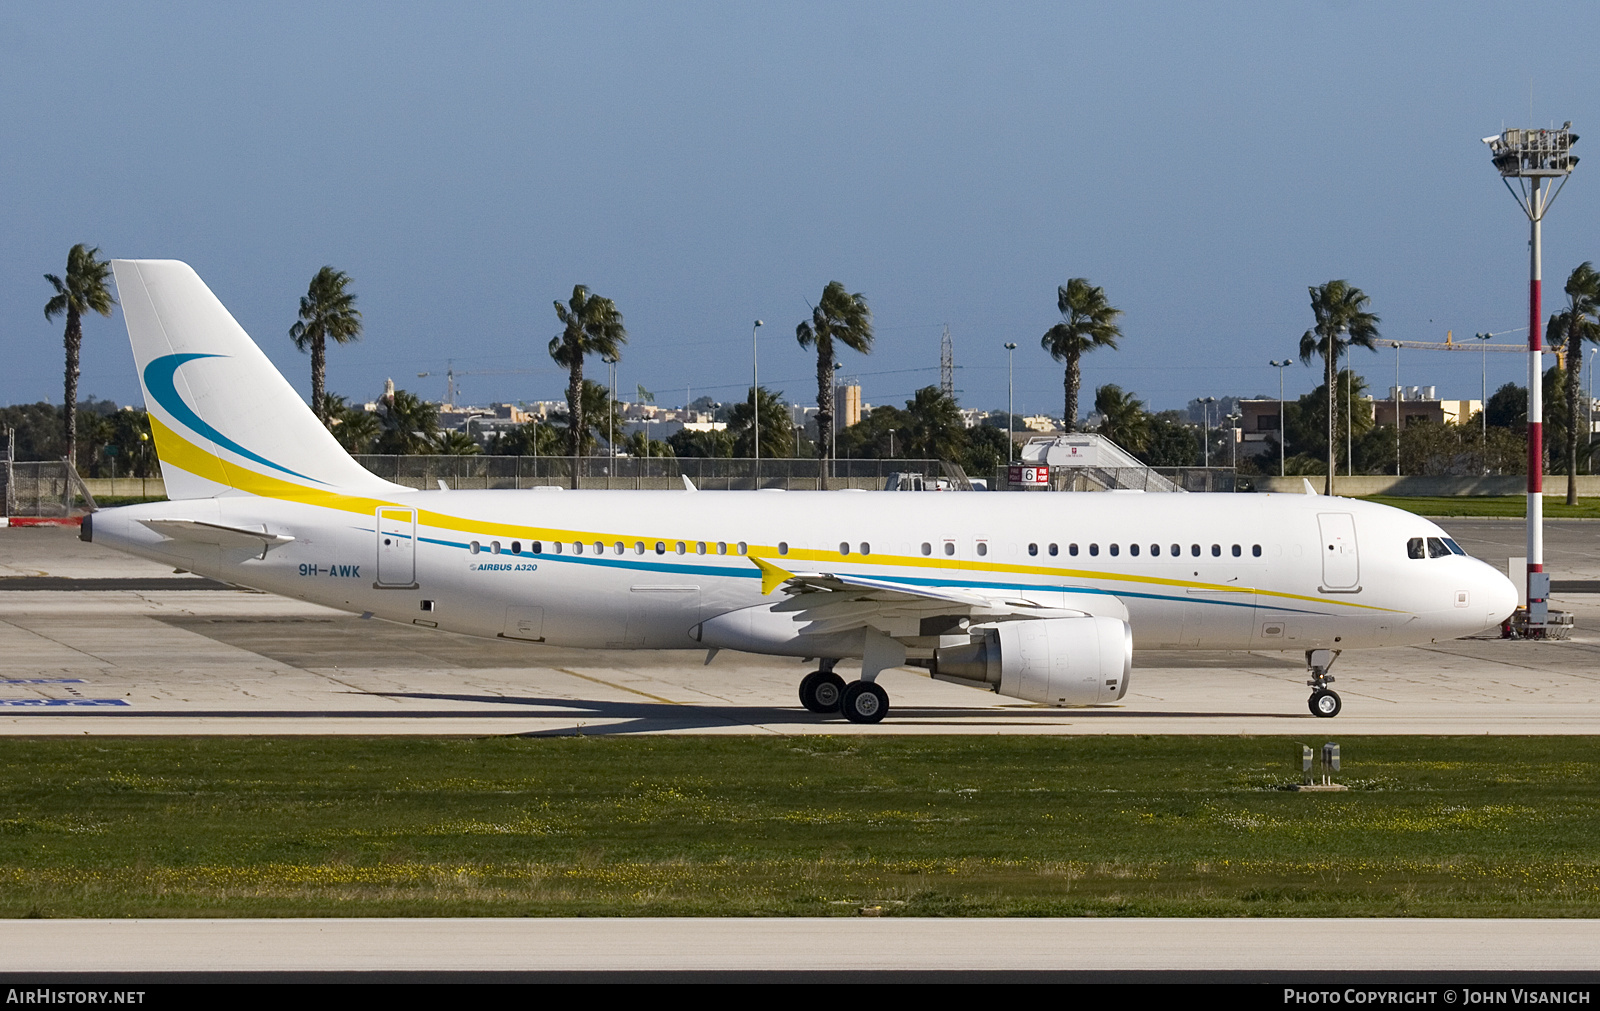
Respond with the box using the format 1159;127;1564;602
1407;537;1426;559
1442;538;1466;555
1427;537;1449;558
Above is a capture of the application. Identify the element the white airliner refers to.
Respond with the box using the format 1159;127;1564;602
83;261;1519;722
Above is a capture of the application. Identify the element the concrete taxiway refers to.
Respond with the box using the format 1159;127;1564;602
0;519;1596;735
1;917;1597;975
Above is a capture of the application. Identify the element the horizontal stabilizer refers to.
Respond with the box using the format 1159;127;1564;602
139;518;295;551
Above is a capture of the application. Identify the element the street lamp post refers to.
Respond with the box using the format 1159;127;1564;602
1485;121;1579;626
1200;397;1216;469
1227;410;1242;473
1004;343;1018;463
1475;331;1493;472
1270;360;1292;477
751;320;763;485
1391;341;1402;476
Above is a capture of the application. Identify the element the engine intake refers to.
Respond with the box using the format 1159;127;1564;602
929;616;1131;706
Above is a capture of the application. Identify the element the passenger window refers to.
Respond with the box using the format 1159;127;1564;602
634;541;644;554
696;542;706;555
615;542;624;555
977;543;988;557
1049;543;1058;556
1211;544;1221;557
778;542;789;556
675;542;686;555
491;541;501;554
1170;544;1180;556
1191;544;1201;557
1427;537;1449;558
1069;543;1079;556
532;541;543;554
1028;543;1038;556
552;542;561;554
1109;544;1119;556
944;542;955;556
1149;544;1159;556
1089;544;1099;557
1129;544;1139;557
717;542;727;555
860;543;870;556
594;541;604;553
737;542;748;555
1231;544;1241;557
512;541;522;555
1252;544;1262;557
921;543;932;556
655;542;666;554
469;541;480;555
839;542;851;555
1407;537;1425;559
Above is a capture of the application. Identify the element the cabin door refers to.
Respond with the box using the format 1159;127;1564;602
1317;512;1360;590
376;507;417;587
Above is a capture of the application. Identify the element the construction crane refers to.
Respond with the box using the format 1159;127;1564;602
417;362;548;404
1385;328;1575;366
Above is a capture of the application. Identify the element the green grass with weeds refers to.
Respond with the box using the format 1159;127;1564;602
1359;495;1600;518
1;735;1596;918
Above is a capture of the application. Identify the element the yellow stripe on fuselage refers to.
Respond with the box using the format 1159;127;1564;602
147;414;1395;613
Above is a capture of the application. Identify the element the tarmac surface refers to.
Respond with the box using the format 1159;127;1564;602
0;916;1596;976
0;517;1596;735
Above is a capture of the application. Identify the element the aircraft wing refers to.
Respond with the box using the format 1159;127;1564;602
139;518;296;552
750;556;1123;638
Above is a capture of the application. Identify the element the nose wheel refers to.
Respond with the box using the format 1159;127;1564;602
1309;689;1342;718
1304;648;1342;718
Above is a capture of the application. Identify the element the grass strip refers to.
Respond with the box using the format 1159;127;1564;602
1358;495;1600;518
1;735;1597;918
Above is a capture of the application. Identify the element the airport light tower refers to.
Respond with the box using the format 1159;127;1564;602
1484;122;1579;630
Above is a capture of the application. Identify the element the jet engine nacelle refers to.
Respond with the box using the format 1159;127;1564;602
928;616;1131;705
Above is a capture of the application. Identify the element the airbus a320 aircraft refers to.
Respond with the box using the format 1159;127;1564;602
83;261;1519;723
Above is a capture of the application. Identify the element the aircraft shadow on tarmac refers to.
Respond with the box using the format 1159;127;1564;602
364;691;1303;734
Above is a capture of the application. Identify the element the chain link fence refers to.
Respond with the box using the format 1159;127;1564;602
1;461;97;518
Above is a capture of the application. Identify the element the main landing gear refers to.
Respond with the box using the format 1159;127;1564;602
798;661;890;724
1305;648;1342;718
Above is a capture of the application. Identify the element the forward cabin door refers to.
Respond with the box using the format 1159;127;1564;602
1317;512;1360;590
376;507;418;587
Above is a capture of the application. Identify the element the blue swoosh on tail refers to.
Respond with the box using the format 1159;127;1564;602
144;353;325;485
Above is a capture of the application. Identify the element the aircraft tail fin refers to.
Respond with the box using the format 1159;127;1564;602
111;259;402;500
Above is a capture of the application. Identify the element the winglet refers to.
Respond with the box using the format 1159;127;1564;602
1302;478;1317;496
682;475;697;491
751;556;793;595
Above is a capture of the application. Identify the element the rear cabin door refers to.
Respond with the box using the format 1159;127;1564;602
1317;512;1360;590
376;507;418;587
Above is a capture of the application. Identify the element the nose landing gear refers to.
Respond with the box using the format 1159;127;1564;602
1305;648;1342;718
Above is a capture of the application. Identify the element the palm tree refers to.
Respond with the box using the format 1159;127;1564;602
1041;279;1122;433
1551;262;1600;501
43;244;116;468
1298;280;1381;494
728;386;795;459
554;379;624;457
796;281;873;488
550;285;626;486
375;389;439;454
320;394;379;453
432;430;482;455
898;386;968;461
1093;384;1150;455
289;267;363;426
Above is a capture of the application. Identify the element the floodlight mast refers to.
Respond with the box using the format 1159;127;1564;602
1484;122;1578;625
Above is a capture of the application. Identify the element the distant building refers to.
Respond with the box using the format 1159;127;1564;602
835;384;862;427
1371;388;1481;429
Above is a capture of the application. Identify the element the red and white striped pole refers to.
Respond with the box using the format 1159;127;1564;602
1527;197;1544;613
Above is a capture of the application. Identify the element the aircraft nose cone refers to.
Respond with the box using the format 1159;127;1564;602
1487;566;1519;624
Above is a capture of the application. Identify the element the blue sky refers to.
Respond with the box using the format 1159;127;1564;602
3;2;1597;419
